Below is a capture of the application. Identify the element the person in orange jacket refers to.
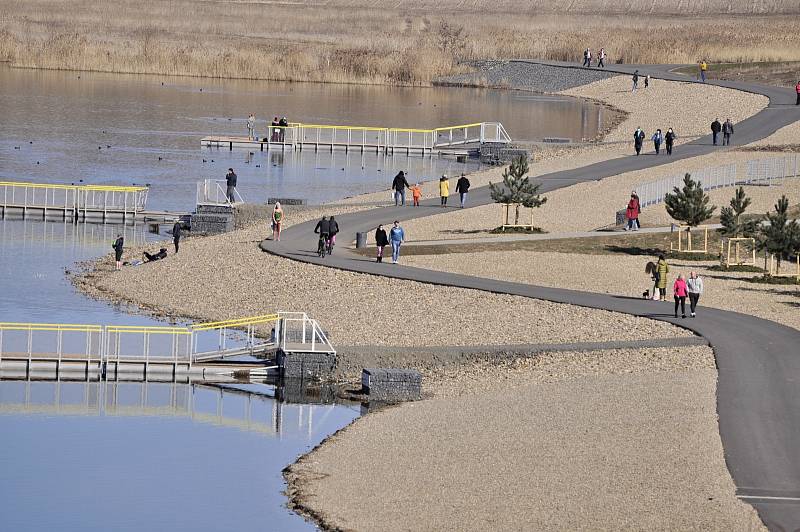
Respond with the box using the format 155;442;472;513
411;183;422;207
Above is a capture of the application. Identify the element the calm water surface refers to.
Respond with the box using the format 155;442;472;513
0;66;607;209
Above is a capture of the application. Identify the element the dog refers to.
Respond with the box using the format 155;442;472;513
642;289;650;300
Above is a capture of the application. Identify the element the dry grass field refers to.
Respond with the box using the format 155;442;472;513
1;0;799;84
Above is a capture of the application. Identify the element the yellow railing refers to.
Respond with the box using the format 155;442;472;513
0;181;148;193
191;314;280;332
106;325;192;336
0;322;103;333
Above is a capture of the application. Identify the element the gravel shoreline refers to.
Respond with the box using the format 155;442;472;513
287;346;764;531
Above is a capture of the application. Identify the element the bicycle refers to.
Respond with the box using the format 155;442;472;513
317;233;330;258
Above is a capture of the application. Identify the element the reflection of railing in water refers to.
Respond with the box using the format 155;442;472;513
0;379;344;438
1;216;149;247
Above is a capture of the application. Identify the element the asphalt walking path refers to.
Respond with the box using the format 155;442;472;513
263;64;800;529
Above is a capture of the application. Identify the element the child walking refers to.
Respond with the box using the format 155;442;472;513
411;183;422;207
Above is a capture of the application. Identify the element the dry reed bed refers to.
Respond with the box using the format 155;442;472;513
1;0;800;84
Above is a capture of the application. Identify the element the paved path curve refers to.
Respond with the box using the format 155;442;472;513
264;64;800;529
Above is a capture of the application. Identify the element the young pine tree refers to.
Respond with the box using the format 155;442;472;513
489;155;547;225
664;173;716;228
757;195;800;272
720;186;758;237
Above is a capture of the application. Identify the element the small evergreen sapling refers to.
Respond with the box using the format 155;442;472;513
489;155;547;226
664;173;716;228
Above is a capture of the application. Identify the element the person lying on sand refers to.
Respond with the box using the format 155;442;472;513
143;248;168;262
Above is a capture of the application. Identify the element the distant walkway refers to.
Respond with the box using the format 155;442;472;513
263;64;800;529
402;224;723;247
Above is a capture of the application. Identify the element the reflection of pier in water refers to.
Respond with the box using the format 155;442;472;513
0;379;350;438
1;216;149;249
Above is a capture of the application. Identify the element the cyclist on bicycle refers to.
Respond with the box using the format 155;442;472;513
314;216;331;256
328;216;340;253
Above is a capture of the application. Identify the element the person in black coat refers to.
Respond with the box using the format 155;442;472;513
455;174;471;208
375;224;389;262
665;128;676;155
711;118;722;145
172;221;182;254
392;171;410;206
112;234;124;271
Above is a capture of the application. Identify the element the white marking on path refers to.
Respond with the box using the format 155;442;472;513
738;495;800;502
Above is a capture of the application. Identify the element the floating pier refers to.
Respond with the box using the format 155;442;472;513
201;121;511;155
0;312;336;382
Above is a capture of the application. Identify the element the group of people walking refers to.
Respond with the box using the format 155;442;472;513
710;118;735;146
649;256;704;318
631;70;651;91
245;114;288;142
391;171;471;208
374;221;405;264
633;127;676;156
581;48;607;68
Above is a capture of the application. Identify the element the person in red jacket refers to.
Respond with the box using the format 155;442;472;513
625;191;640;231
673;274;688;318
796;80;800;105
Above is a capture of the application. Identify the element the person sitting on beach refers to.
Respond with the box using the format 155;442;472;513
143;248;168;262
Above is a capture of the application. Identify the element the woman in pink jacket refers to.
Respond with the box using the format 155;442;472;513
673;274;688;318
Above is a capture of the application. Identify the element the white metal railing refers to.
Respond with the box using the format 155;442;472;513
202;121;512;154
0;312;335;374
196;179;244;206
746;154;799;185
637;156;800;209
0;181;148;220
276;311;336;355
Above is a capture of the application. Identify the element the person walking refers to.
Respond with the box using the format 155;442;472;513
665;128;676;155
651;128;663;155
687;271;704;317
586;48;592;67
597;48;606;68
411;183;422;207
389;220;405;264
392;171;410;206
375;224;389;263
722;118;735;146
271;202;283;241
673;273;688;318
456;173;470;208
632;70;639;91
644;74;650;88
633;126;645;155
655;254;669;301
711;118;722;145
796;80;800;105
699;60;708;83
247;113;256;140
172;221;182;254
225;168;237;203
439;174;450;206
625;191;640;231
582;48;589;67
112;234;124;271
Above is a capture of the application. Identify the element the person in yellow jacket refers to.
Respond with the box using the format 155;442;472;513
655;254;670;301
699;60;708;83
439;174;450;207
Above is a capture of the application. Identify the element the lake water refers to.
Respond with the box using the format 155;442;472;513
0;66;609;209
0;66;608;530
0;219;360;531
